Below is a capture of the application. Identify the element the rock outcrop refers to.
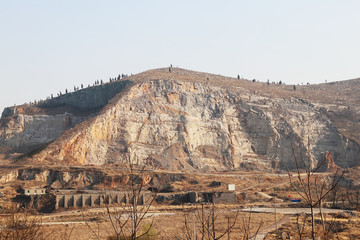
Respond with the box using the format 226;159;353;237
317;152;341;172
0;113;87;152
1;68;359;171
0;80;132;152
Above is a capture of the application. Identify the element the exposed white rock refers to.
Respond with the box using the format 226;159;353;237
0;113;86;151
29;80;359;171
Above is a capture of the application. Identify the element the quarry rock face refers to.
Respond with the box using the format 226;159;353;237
37;80;131;110
0;113;87;152
0;80;131;152
0;68;359;171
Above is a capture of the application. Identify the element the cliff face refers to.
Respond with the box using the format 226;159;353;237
1;68;359;171
1;80;132;118
34;79;359;171
37;80;132;110
0;80;132;152
0;113;87;152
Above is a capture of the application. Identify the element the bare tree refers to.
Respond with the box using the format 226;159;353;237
177;203;238;240
84;160;157;240
0;204;46;240
288;146;344;240
238;210;262;240
177;204;264;240
51;225;75;240
294;214;306;240
0;203;75;240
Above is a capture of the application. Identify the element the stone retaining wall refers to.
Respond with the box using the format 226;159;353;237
54;191;152;209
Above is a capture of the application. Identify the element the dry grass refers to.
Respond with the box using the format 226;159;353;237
39;206;278;240
265;213;360;240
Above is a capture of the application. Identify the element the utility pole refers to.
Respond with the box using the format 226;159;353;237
274;194;278;229
193;211;196;240
227;216;231;240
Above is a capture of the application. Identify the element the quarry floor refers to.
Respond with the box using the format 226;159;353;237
39;204;282;240
36;204;358;240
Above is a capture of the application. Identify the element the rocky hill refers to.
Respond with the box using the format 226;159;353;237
1;67;359;171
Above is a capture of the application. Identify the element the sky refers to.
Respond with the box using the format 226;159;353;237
1;1;360;114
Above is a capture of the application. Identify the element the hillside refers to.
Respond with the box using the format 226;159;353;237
0;67;359;171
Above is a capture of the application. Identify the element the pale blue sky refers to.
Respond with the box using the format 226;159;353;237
1;1;360;113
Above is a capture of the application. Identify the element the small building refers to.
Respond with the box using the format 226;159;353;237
23;188;46;196
228;184;235;191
